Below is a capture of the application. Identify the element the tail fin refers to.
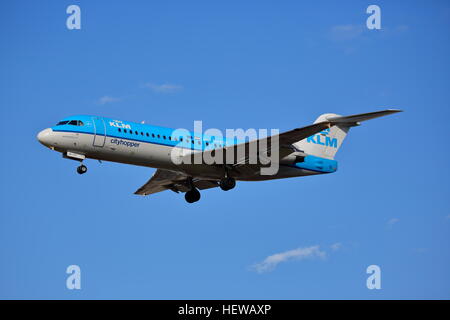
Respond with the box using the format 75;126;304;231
294;109;402;159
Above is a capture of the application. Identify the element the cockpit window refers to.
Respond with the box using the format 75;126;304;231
56;120;84;126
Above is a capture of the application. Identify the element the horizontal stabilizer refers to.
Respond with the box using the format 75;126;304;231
294;109;402;160
327;109;402;126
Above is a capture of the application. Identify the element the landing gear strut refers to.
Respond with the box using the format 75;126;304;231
184;177;201;203
77;164;87;175
219;177;236;191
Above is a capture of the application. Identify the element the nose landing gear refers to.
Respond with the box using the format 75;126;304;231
77;164;87;175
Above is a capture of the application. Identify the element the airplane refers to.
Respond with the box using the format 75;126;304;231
37;109;401;203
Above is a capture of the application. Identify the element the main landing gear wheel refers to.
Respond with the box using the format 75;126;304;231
219;177;236;191
185;189;201;203
77;164;87;175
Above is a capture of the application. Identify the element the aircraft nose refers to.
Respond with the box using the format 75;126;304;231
37;128;53;146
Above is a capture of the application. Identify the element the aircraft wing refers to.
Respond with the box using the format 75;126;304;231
180;121;333;167
134;169;219;196
136;109;401;194
180;109;401;168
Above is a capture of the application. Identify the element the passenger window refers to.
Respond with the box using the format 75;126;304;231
157;134;160;138
146;133;149;137
124;129;127;133
141;132;144;136
135;131;138;135
152;133;155;138
118;128;122;132
163;136;166;139
180;137;183;142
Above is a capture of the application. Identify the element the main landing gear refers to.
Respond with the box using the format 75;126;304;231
219;167;236;191
77;164;87;175
219;177;236;191
184;177;201;203
184;176;237;203
185;188;201;203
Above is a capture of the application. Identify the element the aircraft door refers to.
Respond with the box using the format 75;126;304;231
92;117;106;147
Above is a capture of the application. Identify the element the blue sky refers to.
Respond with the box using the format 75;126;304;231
1;0;449;299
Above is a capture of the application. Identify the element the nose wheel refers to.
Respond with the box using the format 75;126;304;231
77;164;87;175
